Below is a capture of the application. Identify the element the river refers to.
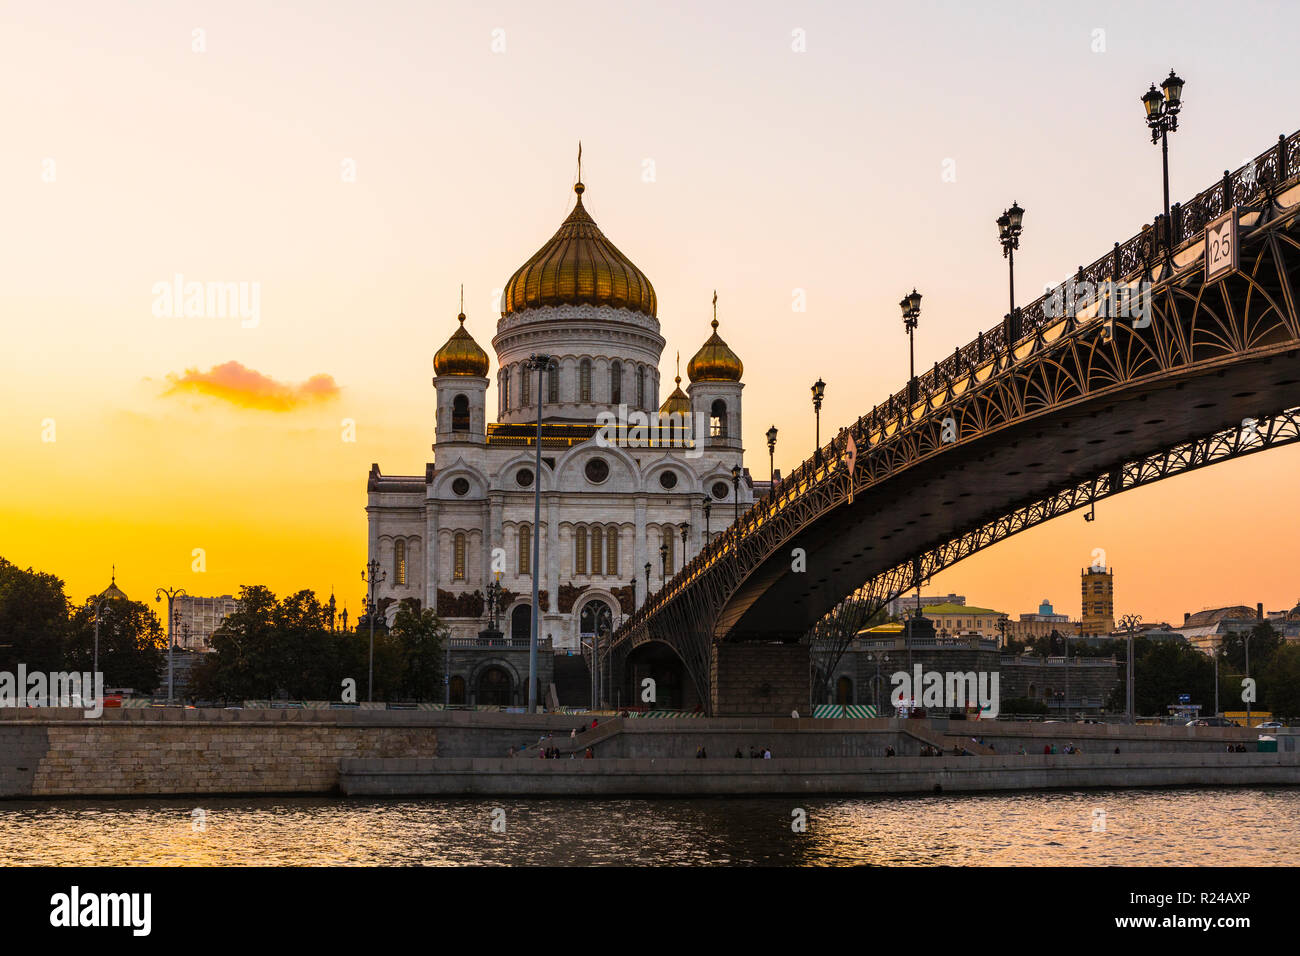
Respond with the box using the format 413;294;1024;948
2;787;1295;866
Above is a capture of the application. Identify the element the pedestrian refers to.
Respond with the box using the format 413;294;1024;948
1114;746;1120;754
570;728;576;739
700;746;708;759
509;745;516;758
584;747;593;759
763;747;771;759
1043;744;1051;754
591;717;598;729
734;748;743;758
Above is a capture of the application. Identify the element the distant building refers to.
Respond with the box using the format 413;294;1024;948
169;595;239;651
886;592;966;618
1080;566;1115;636
1007;598;1080;643
913;602;1005;642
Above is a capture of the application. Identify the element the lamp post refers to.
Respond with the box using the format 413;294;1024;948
154;586;187;705
643;562;651;596
1141;69;1185;250
525;353;556;713
702;496;712;546
1120;613;1142;723
996;615;1009;650
680;522;690;562
659;542;669;580
766;426;778;486
993;201;1024;340
361;559;386;702
1213;636;1221;718
811;379;826;466
868;651;890;714
730;464;741;525
899;289;921;403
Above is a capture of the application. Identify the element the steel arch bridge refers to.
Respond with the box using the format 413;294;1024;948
603;130;1300;715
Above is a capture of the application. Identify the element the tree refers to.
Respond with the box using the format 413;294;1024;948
66;596;165;692
390;598;448;700
0;557;69;673
1258;642;1300;720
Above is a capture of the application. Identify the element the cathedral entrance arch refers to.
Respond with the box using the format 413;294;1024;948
510;605;531;646
477;666;513;707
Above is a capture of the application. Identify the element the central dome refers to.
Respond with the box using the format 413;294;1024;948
502;182;657;319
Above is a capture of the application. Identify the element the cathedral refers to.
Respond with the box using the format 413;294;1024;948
366;174;759;666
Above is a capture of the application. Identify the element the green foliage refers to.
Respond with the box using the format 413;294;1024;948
66;596;165;691
1259;643;1300;720
0;557;70;672
1001;697;1048;715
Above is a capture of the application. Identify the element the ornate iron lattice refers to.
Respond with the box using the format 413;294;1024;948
605;130;1300;712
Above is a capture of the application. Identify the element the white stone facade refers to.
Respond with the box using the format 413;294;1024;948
367;302;753;652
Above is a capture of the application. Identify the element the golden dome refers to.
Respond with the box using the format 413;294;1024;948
687;316;743;383
434;313;490;377
502;182;657;318
659;374;691;417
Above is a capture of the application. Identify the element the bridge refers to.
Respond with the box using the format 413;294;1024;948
601;129;1300;716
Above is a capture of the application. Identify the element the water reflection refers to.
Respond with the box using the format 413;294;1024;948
1;788;1296;866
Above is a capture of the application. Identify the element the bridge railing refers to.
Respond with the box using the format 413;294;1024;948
618;129;1300;638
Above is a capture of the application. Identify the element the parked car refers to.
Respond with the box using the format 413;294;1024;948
1258;721;1284;731
1187;717;1240;727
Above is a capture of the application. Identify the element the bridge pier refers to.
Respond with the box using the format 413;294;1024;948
711;643;810;716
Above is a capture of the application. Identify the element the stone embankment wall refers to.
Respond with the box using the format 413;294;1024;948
341;752;1300;797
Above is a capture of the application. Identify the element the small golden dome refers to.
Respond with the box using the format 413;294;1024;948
434;313;490;377
659;374;691;417
502;181;657;318
687;317;743;383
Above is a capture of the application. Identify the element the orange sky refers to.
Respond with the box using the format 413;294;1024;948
2;1;1298;626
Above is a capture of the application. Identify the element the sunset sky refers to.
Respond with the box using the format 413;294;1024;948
2;0;1298;627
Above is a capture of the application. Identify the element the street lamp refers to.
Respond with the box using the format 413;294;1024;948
1142;69;1185;250
730;463;741;525
659;541;669;580
868;651;890;714
811;379;826;466
361;559;386;702
1120;613;1142;723
679;522;690;562
998;202;1024;341
766;426;778;486
525;352;556;713
154;586;187;705
702;495;712;546
644;562;651;595
899;289;921;403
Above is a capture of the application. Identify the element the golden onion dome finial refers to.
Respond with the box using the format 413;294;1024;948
687;293;743;383
434;292;489;377
501;153;657;318
659;349;692;417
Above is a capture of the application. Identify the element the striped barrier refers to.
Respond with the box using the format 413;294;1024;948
812;704;878;719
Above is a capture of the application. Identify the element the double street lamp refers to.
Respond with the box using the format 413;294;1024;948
811;379;825;466
1141;69;1185;248
997;202;1025;340
730;463;741;524
1120;612;1143;723
361;558;386;702
154;585;186;705
899;289;921;403
525;352;556;713
702;495;712;546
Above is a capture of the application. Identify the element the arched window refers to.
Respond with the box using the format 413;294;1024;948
394;539;407;586
453;533;466;581
610;362;622;404
574;526;587;575
521;365;531;407
579;359;592;403
518;523;531;576
710;399;728;438
636;366;645;409
606;527;619;575
452;394;470;432
547;364;558;404
662;526;675;576
501;370;510;412
590;525;603;576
